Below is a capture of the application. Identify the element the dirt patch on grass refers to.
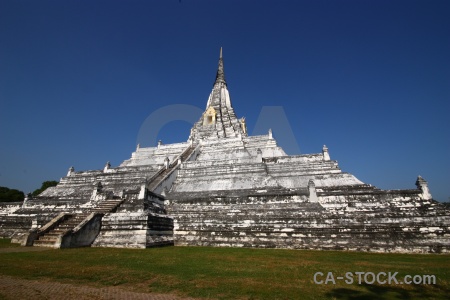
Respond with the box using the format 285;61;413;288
0;275;199;300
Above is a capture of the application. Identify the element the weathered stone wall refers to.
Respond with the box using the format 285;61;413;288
0;202;22;215
167;188;450;253
0;215;33;239
92;194;173;248
92;212;173;248
120;142;190;167
39;165;159;200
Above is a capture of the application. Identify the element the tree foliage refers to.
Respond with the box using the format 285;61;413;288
0;187;24;202
32;181;59;197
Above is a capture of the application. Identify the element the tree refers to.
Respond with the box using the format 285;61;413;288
32;181;58;197
0;186;25;202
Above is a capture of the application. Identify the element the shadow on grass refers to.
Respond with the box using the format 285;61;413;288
326;282;449;300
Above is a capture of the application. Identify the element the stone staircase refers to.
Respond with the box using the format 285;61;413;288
147;168;175;192
33;199;124;248
179;145;196;161
147;146;196;192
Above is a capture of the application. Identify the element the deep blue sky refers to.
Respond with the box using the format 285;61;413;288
1;1;449;201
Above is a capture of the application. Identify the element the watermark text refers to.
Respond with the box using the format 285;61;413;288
313;272;436;285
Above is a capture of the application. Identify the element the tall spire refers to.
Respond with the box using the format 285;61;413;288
189;48;246;141
214;47;226;85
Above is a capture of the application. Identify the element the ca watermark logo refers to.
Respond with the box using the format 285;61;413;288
313;272;436;285
136;105;300;154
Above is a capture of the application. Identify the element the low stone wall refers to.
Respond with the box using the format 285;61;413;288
167;191;450;253
0;215;33;240
0;202;22;215
92;212;173;248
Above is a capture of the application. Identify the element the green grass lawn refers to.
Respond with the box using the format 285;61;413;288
0;239;448;299
0;238;19;248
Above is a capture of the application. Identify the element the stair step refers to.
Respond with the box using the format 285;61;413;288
60;223;79;226
38;236;59;242
57;226;75;229
34;240;57;247
42;233;62;237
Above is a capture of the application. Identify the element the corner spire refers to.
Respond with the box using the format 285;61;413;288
214;47;226;85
